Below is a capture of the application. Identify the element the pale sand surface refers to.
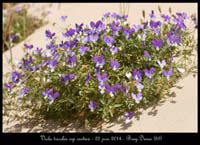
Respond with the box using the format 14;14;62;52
3;3;197;132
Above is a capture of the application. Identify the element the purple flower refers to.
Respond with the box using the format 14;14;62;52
42;88;59;104
167;32;181;46
75;23;84;34
9;34;16;41
110;46;118;55
24;43;33;49
20;56;33;70
144;67;155;79
105;83;121;97
79;45;90;56
20;87;30;96
47;59;58;69
110;21;121;36
92;55;105;68
96;72;108;83
11;71;21;83
132;69;142;82
61;73;75;85
85;73;92;84
64;28;76;37
4;82;13;91
46;41;57;53
131;92;143;103
123;27;135;39
120;84;129;94
45;30;55;39
89;33;99;43
161;14;171;22
66;54;76;67
157;59;166;69
135;82;144;92
88;101;98;112
90;20;105;33
132;24;142;31
34;47;42;55
163;68;173;80
152;39;163;50
144;50;150;58
103;35;115;47
124;112;133;120
150;20;161;28
110;59;120;71
61;15;68;22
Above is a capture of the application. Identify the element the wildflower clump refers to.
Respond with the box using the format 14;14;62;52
3;9;197;126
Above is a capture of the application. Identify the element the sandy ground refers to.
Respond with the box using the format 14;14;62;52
3;3;198;132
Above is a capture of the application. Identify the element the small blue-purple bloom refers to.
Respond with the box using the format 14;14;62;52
131;92;143;103
20;87;30;96
163;68;173;80
24;43;33;49
124;112;133;120
103;35;115;47
96;72;108;83
42;88;59;104
152;39;163;50
64;28;76;37
144;67;155;79
110;46;118;55
61;73;75;85
66;54;76;67
11;71;21;83
88;101;98;112
161;14;171;22
45;30;55;39
9;34;16;41
167;32;181;46
61;15;68;22
4;82;13;91
144;50;150;58
92;55;105;68
110;59;120;71
132;69;142;82
79;45;90;56
135;82;144;92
